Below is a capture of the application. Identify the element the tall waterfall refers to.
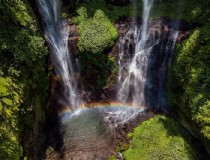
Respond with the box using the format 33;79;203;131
118;0;178;109
37;0;80;109
118;0;154;107
137;0;154;51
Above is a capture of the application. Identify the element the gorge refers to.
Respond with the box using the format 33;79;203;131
0;0;210;159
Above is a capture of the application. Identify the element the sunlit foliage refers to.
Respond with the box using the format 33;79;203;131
169;2;210;145
169;25;210;139
77;8;118;53
122;116;200;160
0;77;23;159
0;0;48;159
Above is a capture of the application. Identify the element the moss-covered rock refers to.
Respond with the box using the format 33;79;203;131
122;115;201;160
73;7;118;89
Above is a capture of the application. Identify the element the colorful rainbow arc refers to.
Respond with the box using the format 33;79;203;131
58;101;146;117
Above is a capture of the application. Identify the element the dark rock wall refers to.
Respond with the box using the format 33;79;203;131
105;0;131;6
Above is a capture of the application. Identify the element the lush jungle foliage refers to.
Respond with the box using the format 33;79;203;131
168;0;210;149
121;115;201;160
0;0;48;159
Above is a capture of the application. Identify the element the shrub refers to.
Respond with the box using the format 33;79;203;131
77;9;118;53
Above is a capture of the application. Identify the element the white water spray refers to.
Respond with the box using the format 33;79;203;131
118;0;180;110
118;0;154;107
37;0;81;109
138;0;154;51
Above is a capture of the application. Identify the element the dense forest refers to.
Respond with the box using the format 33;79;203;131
0;0;210;159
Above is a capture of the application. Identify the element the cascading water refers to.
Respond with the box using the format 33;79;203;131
118;0;154;107
118;0;178;110
37;0;80;109
138;0;154;51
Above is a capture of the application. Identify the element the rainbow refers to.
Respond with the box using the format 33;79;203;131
58;101;146;117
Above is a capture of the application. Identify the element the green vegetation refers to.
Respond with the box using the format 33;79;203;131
0;0;49;159
169;27;210;139
76;8;118;53
169;1;210;146
78;52;117;90
108;155;117;160
70;0;210;23
121;115;200;160
71;1;134;21
151;1;205;22
74;7;118;89
0;77;23;159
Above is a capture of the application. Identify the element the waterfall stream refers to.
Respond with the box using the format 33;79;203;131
37;0;81;109
118;0;178;109
118;0;154;107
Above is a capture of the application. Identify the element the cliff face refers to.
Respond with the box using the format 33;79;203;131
67;18;189;104
105;0;131;6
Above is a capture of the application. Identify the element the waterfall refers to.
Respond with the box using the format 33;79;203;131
118;0;178;109
118;0;154;107
37;0;81;109
137;0;154;51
